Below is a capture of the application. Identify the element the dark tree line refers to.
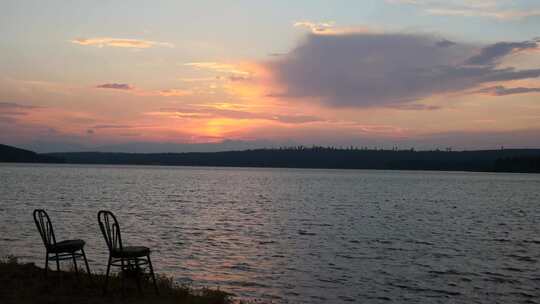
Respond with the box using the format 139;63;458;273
46;147;540;173
494;156;540;173
2;143;540;173
0;144;58;163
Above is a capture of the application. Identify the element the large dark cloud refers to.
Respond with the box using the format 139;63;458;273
265;33;540;107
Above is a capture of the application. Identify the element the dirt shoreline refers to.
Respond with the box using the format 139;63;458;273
0;256;233;304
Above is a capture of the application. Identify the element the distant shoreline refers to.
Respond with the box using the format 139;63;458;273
2;143;540;173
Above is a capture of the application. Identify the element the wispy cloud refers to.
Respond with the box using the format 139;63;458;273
184;62;250;75
0;102;39;117
95;83;191;97
476;85;540;96
0;116;17;124
92;124;137;129
465;40;539;65
157;89;192;97
425;8;540;20
0;102;41;125
387;0;540;20
71;37;174;48
178;77;220;83
96;83;134;90
0;102;39;109
156;106;323;125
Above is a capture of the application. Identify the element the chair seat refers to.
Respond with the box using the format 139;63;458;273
49;239;85;253
112;246;150;258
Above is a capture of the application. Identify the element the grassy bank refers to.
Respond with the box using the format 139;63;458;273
0;256;232;304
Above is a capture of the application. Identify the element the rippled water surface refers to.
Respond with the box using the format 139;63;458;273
1;163;540;303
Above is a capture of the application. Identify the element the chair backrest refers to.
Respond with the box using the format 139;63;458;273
33;209;56;250
98;210;123;253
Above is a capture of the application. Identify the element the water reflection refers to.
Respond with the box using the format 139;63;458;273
1;164;539;303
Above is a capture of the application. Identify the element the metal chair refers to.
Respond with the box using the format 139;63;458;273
97;210;158;295
32;209;92;279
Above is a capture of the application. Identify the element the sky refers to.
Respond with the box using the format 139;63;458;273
1;0;540;152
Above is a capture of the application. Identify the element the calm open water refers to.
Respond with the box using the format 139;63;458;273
0;163;539;303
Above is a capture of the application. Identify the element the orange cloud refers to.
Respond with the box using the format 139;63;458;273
157;89;192;97
293;21;374;35
220;62;275;101
294;21;336;33
152;105;323;125
184;62;250;75
71;37;174;48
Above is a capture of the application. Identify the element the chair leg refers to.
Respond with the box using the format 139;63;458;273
147;255;158;295
103;256;112;295
72;253;79;277
120;258;125;296
81;248;92;281
134;259;142;294
55;253;60;272
44;253;49;277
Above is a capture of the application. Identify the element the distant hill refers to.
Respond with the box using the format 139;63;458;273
2;143;539;172
0;144;60;163
45;147;540;173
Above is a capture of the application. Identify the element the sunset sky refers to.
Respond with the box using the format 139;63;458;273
2;0;540;152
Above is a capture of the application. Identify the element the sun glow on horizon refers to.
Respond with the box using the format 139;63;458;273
2;1;540;150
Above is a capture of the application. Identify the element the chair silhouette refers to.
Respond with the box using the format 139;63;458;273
97;210;158;294
32;209;92;278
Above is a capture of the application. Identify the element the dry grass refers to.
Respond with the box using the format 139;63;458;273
0;256;232;304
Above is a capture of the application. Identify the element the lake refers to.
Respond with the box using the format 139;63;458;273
0;163;539;303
